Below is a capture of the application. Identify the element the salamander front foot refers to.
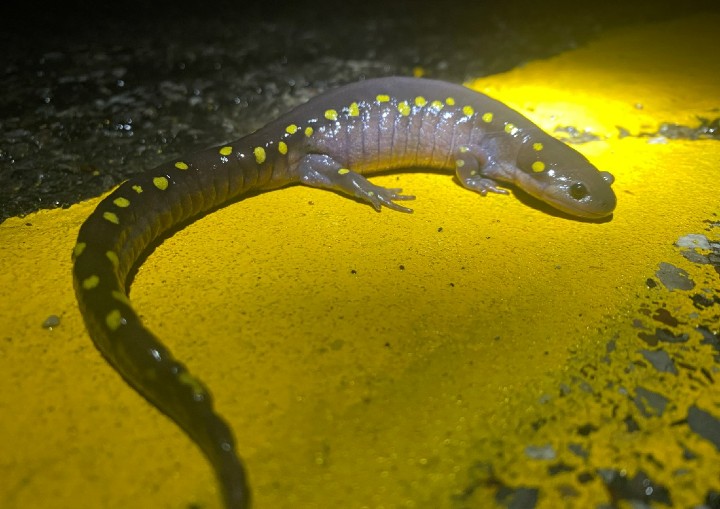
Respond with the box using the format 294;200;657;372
460;175;509;197
297;153;416;212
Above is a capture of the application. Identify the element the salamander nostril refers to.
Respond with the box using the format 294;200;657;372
569;183;588;200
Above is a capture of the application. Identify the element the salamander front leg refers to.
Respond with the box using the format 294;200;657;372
454;145;509;197
296;154;415;212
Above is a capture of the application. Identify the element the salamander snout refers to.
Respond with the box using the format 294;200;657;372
599;171;615;185
516;163;617;219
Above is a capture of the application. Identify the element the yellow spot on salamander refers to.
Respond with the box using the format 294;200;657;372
132;185;143;194
504;122;518;135
456;159;465;168
349;102;360;117
253;146;266;164
533;142;544;151
106;309;124;332
462;105;475;117
324;109;338;121
415;96;427;107
445;97;456;106
153;176;169;190
430;100;444;111
112;290;130;305
82;275;99;290
397;101;411;116
179;371;207;400
103;211;119;224
376;94;390;103
482;112;493;123
73;242;86;258
219;146;233;156
532;161;546;173
175;161;189;170
459;146;469;153
106;251;119;270
305;126;314;137
113;197;130;208
278;141;288;155
286;124;298;135
338;168;350;175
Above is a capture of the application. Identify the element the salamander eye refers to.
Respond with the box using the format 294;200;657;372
569;183;589;200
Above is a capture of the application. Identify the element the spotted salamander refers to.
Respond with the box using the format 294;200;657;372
72;76;616;509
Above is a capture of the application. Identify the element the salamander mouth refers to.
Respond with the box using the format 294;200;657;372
541;186;617;219
546;196;614;218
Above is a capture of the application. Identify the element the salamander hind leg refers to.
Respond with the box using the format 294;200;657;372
297;154;415;212
454;145;509;197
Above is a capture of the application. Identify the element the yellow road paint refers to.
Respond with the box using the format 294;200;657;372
0;13;718;509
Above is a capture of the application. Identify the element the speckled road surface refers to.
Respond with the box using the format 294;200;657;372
1;4;719;509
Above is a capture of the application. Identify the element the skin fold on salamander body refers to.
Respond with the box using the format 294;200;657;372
72;76;616;508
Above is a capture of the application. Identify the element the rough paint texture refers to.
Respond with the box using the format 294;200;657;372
0;12;719;509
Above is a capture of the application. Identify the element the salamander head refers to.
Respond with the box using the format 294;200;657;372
514;136;617;219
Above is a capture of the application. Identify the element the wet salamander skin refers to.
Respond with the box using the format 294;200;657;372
72;77;616;509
